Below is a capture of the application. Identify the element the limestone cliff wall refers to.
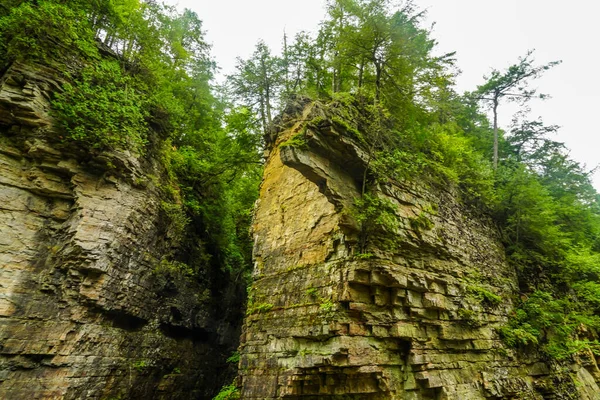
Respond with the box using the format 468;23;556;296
238;98;600;399
0;62;241;399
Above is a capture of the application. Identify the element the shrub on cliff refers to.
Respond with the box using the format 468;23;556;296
52;60;149;152
0;1;98;68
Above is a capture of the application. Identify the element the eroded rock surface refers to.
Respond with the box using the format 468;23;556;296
238;99;600;399
0;62;240;399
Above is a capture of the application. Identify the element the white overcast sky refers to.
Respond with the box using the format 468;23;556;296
166;0;600;190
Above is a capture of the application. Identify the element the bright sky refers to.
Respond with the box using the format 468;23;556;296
167;0;600;190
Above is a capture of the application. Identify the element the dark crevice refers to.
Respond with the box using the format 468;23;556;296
158;323;211;342
105;310;148;331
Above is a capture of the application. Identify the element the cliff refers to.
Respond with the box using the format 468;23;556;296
2;61;599;400
0;62;243;399
237;97;600;399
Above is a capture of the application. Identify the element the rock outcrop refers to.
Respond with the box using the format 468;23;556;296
238;98;600;399
0;62;241;399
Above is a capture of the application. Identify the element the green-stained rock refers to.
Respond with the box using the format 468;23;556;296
237;98;600;399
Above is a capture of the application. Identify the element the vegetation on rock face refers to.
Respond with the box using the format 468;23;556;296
226;0;600;363
1;0;262;286
3;0;600;393
0;7;261;394
52;59;149;152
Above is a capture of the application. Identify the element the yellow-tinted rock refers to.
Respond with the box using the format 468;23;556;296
238;99;600;399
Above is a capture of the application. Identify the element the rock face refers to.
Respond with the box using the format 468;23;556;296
0;62;241;399
238;98;600;399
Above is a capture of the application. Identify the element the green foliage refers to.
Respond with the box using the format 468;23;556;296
409;211;434;232
228;40;284;134
160;201;190;242
52;60;149;152
228;0;455;127
0;1;98;67
279;133;308;149
491;138;600;360
467;284;502;307
246;303;274;315
226;351;240;364
131;360;149;372
475;50;561;168
213;383;240;400
500;291;600;359
457;309;481;328
351;193;399;252
305;287;318;298
476;50;560;105
320;300;335;312
369;121;495;201
354;252;374;260
153;259;195;279
499;324;540;348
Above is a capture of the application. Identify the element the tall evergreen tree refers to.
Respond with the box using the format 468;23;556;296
229;41;284;135
475;51;560;169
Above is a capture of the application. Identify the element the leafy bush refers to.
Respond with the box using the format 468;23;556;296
226;351;240;364
153;259;195;279
500;291;600;359
0;1;98;67
52;60;149;152
213;383;239;400
351;193;399;252
467;284;502;307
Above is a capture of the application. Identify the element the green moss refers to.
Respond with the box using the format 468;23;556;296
457;309;481;328
354;252;375;260
467;284;502;307
319;300;335;312
279;133;308;149
408;211;434;232
308;115;326;127
246;302;274;315
331;116;365;144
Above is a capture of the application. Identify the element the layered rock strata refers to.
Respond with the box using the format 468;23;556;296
238;98;600;399
0;62;241;399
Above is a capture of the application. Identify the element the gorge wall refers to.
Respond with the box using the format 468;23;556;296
237;98;600;399
0;62;242;399
2;59;600;400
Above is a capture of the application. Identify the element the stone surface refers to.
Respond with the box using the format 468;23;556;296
0;62;241;399
238;99;600;399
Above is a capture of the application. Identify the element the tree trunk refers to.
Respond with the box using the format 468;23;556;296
258;97;267;136
375;62;382;103
358;58;364;90
283;31;290;94
493;95;499;169
265;82;272;129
